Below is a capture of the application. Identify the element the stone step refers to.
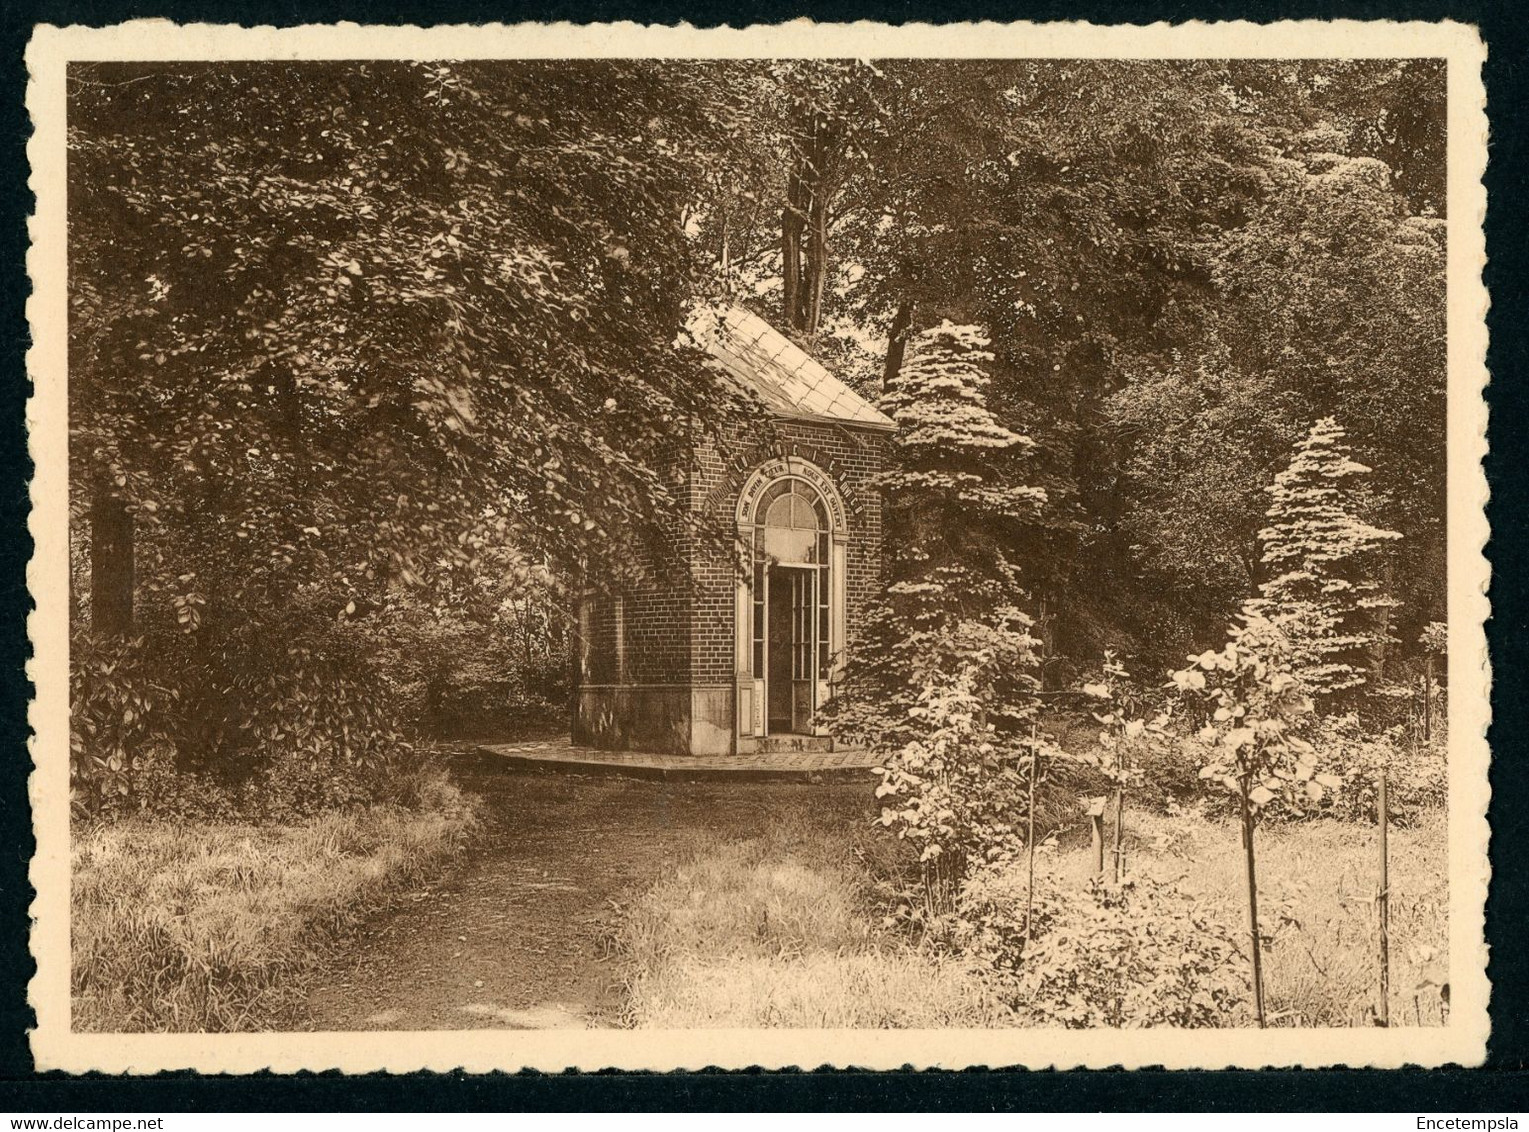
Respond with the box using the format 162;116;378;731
473;740;878;783
757;734;835;754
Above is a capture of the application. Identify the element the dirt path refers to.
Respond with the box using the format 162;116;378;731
302;751;873;1030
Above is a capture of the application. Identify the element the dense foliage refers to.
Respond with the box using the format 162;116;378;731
69;59;1445;824
1306;715;1448;826
700;59;1443;670
1175;618;1326;820
1172;615;1332;1024
964;868;1250;1028
68;62;749;814
834;324;1051;909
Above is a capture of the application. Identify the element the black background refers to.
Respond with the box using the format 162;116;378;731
0;0;1523;1110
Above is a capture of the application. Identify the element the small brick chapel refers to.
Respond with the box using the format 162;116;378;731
573;305;896;756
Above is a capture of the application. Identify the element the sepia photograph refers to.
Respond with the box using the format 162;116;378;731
24;19;1489;1072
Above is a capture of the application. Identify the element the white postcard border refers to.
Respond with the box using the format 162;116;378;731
26;17;1491;1073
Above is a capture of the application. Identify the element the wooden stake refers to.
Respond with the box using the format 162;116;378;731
1113;738;1132;883
1378;769;1391;1027
1023;727;1039;951
1422;663;1433;744
1113;781;1126;884
1089;800;1105;879
1240;777;1266;1028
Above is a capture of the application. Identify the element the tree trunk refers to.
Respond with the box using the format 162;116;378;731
882;297;915;389
781;168;805;331
1022;729;1039;952
90;481;134;637
425;665;446;732
1422;656;1433;742
1366;565;1396;685
1377;769;1391;1026
803;118;838;336
1240;777;1267;1028
1112;780;1126;884
804;157;830;336
782;114;838;335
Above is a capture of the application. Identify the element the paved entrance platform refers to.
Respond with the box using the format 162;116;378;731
475;737;880;781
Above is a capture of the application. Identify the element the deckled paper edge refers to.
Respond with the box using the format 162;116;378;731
24;17;1491;1074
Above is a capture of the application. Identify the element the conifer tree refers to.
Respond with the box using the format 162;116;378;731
833;322;1050;908
877;321;1047;622
1244;417;1402;700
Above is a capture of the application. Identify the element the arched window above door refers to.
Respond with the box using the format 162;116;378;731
754;478;828;565
762;479;822;530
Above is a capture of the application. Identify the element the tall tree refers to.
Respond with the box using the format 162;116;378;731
67;60;745;802
1243;418;1402;701
1112;134;1445;660
834;323;1048;905
771;63;882;336
876;322;1048;627
813;59;1443;673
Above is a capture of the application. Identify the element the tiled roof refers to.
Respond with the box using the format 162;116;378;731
689;305;896;432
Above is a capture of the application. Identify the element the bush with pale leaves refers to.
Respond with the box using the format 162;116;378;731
1173;616;1331;818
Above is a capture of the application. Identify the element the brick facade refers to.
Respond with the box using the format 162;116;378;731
573;415;889;756
688;419;888;684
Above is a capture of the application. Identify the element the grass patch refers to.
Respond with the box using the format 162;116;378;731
72;766;480;1032
617;792;1447;1029
618;809;1003;1028
1048;806;1449;1026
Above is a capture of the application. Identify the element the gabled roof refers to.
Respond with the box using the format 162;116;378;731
689;305;897;432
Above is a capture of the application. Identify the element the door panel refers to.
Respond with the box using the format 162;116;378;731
767;566;792;732
790;569;816;733
766;565;819;735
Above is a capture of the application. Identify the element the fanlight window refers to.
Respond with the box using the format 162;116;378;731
754;478;829;565
764;486;819;530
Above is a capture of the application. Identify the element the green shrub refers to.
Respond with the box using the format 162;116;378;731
1170;713;1447;827
1064;710;1445;830
833;320;1052;916
369;575;571;741
865;628;1055;919
70;619;414;822
1134;733;1212;810
112;741;241;823
69;635;181;818
1044;806;1450;1027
